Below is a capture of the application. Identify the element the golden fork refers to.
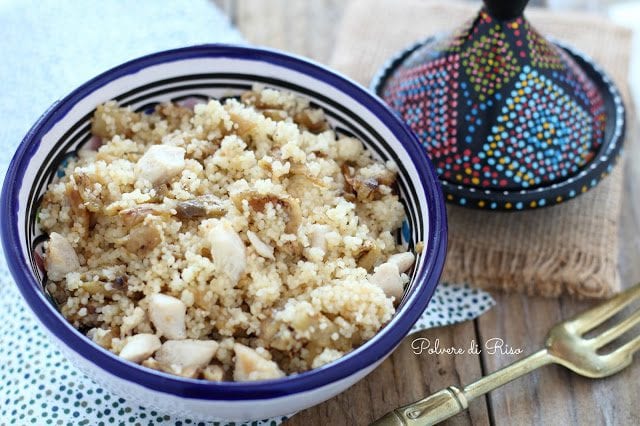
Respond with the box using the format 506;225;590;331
372;282;640;426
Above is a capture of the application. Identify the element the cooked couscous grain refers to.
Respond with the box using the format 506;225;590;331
39;86;415;381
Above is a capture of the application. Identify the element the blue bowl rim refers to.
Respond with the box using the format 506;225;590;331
1;44;447;401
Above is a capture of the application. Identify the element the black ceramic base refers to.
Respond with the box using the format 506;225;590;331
372;37;625;211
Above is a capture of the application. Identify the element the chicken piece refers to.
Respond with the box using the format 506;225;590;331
149;183;170;203
233;343;285;381
119;334;161;363
124;224;162;256
204;219;246;285
369;262;404;301
147;294;187;339
155;340;219;378
336;137;364;162
44;232;81;281
202;364;225;381
309;224;331;253
86;328;113;349
134;145;186;186
387;252;415;273
247;230;274;260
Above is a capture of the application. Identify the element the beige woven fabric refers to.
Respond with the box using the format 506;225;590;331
330;0;633;298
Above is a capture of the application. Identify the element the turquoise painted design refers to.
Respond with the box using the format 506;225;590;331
401;220;411;244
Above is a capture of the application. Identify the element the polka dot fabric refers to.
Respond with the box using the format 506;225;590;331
0;243;494;424
410;283;495;332
379;8;617;210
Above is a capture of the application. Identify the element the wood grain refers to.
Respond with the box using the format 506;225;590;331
213;1;639;424
291;323;490;426
479;293;640;426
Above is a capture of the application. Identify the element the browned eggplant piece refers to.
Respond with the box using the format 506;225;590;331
175;195;226;219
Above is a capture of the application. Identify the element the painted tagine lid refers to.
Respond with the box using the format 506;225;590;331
372;0;625;210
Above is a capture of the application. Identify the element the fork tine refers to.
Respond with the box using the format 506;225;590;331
592;309;640;347
568;282;640;334
613;335;640;358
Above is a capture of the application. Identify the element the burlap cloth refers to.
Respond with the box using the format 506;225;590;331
330;0;634;298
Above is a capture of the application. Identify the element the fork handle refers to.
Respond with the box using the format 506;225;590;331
371;349;556;425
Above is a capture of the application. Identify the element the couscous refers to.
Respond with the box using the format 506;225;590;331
39;86;415;381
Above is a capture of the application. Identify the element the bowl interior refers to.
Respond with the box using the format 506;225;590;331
2;45;446;399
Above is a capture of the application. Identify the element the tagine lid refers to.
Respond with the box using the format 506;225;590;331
372;0;625;210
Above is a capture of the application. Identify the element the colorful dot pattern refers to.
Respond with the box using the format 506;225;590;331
461;22;520;102
526;23;564;70
381;7;609;208
0;244;494;424
479;66;596;189
383;55;459;162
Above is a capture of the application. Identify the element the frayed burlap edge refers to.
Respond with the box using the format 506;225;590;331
443;216;622;299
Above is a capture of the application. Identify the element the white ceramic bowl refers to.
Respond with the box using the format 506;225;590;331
1;45;447;422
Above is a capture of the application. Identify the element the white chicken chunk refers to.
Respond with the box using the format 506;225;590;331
369;262;404;301
387;252;415;273
45;232;81;281
119;334;161;363
247;230;274;260
155;339;219;378
147;294;187;339
233;343;285;381
336;137;363;162
309;224;331;253
202;364;225;381
204;219;247;284
87;328;113;349
134;144;185;186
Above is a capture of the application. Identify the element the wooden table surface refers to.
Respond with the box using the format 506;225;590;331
215;1;640;424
